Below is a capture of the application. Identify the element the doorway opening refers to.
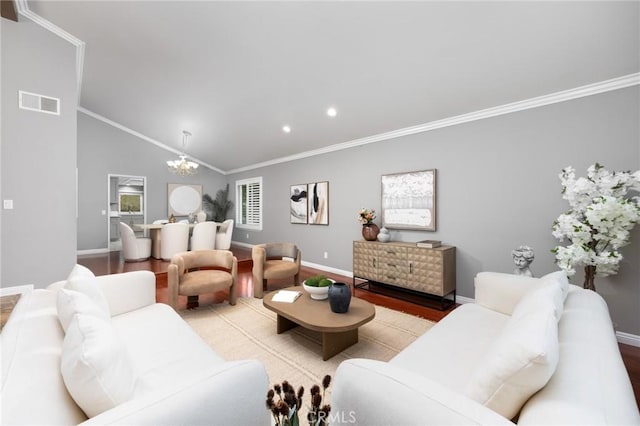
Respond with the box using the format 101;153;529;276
107;174;147;251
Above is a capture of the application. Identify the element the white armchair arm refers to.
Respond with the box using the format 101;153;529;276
331;359;513;426
81;360;270;426
96;271;156;317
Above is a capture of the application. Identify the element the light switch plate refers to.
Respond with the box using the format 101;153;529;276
3;200;14;209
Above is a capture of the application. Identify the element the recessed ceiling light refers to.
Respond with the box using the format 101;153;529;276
327;107;337;117
282;125;291;133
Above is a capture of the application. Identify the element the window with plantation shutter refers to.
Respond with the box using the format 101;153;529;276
235;177;263;230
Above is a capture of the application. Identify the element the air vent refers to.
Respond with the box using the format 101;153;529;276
18;90;60;115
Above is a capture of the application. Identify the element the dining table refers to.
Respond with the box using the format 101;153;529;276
135;223;197;259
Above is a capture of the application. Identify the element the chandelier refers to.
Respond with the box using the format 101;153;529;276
167;130;199;176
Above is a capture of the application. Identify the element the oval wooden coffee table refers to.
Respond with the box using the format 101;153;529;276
263;286;376;360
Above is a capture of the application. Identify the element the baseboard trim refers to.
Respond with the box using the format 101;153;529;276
0;284;34;296
456;295;475;305
616;331;640;347
77;248;111;255
301;260;353;279
231;241;253;249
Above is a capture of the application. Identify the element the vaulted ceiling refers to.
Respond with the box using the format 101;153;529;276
27;1;640;173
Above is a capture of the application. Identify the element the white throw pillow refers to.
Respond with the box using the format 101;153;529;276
57;288;111;333
65;264;110;317
540;270;569;301
61;313;135;418
512;280;564;322
465;306;559;419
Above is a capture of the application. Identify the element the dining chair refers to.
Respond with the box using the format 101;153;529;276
215;219;234;250
190;221;217;251
119;222;152;262
160;223;189;261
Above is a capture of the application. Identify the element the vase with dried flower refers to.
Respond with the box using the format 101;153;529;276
266;375;332;426
358;208;379;241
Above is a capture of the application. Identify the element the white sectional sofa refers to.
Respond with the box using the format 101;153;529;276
332;271;640;425
1;267;269;425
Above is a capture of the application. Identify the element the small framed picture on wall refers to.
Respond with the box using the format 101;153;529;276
290;184;308;224
308;181;329;225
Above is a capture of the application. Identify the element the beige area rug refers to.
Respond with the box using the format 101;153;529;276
180;296;433;418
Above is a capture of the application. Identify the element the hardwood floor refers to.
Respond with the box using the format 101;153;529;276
78;246;640;408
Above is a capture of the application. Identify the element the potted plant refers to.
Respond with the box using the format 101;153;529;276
302;275;334;300
202;183;233;222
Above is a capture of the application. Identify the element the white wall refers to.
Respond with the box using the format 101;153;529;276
1;18;78;287
227;86;640;334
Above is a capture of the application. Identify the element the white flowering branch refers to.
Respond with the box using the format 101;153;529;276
551;163;640;290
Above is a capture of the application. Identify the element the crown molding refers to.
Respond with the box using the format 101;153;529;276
15;0;85;101
228;73;640;174
16;3;639;176
78;107;223;174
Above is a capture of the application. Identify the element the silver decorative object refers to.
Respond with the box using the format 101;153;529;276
512;245;534;277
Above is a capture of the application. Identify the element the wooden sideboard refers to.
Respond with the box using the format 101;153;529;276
353;240;456;308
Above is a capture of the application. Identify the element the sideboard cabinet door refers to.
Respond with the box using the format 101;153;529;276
407;247;454;296
353;241;379;281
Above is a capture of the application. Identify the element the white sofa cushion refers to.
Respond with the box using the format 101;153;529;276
474;270;569;316
57;288;111;332
61;313;136;418
540;270;569;302
465;304;559;419
512;280;564;322
65;264;110;317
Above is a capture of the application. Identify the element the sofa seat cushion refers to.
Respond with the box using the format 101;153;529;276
111;303;225;397
179;270;233;296
390;303;509;393
263;260;298;280
1;290;88;425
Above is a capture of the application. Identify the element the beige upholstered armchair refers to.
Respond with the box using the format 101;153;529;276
167;250;237;310
252;243;301;298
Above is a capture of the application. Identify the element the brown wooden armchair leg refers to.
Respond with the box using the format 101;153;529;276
187;295;199;309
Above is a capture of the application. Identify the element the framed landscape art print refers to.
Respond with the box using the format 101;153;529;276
381;169;436;231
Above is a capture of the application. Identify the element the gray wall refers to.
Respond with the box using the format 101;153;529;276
77;112;227;250
1;18;78;287
228;87;640;334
